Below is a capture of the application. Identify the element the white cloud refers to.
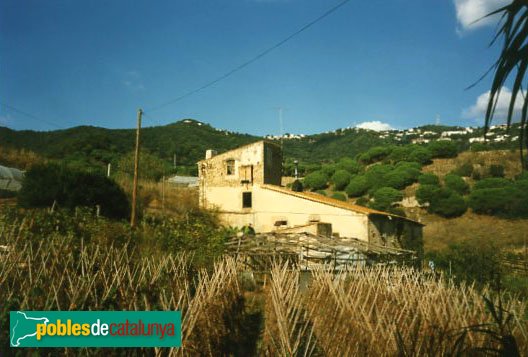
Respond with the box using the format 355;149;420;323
355;121;393;131
454;0;509;31
463;86;525;122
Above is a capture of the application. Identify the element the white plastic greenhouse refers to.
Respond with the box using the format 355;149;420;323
0;165;24;191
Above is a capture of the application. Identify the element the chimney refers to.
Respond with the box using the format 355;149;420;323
205;149;217;160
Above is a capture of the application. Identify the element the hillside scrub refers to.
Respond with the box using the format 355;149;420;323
428;140;459;158
444;174;469;195
330;169;352;191
468;175;528;218
417;185;467;218
369;187;403;211
302;171;328;190
336;157;362;174
418;173;440;186
345;175;370;197
18;163;130;220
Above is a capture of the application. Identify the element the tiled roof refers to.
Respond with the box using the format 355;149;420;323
261;184;423;225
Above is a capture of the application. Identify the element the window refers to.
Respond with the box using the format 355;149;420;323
242;192;252;208
226;159;235;175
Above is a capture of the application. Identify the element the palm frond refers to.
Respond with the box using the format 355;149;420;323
485;1;528;170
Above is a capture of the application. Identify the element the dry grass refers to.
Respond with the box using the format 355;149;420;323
0;146;42;170
421;210;528;252
262;264;316;356
304;265;527;356
0;217;239;355
116;176;198;217
422;150;522;179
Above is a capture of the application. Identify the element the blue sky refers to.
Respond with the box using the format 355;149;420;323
0;0;515;135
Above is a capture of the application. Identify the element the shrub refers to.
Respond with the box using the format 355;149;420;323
431;191;467;218
468;187;516;215
331;170;352;191
358;146;393;164
330;192;347;201
18;163;130;220
345;175;370;197
407;146;433;165
473;177;512;190
303;171;328;190
365;164;393;192
453;162;474;177
488;164;505;178
354;196;369;206
416;184;442;205
291;179;304;192
444;174;469;195
387;146;412;163
369;187;403;211
418;173;440;186
336;158;362;174
426;239;501;286
321;164;337;178
428;141;458;158
384;163;421;190
315;190;327;196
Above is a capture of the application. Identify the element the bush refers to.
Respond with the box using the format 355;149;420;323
370;187;403;211
330;192;347;201
18;163;130;220
346;175;370;197
0;189;17;199
358;146;393;164
488;164;505;178
315;190;327;196
418;173;440;186
291;179;304;192
444;174;469;195
336;158;362;174
384;163;421;190
426;240;502;287
365;164;393;192
453;162;474;177
468;187;517;215
431;191;467;218
416;184;442;205
320;164;337;178
473;177;511;190
354;196;369;206
407;146;433;165
303;171;328;190
428;141;458;158
331;170;352;191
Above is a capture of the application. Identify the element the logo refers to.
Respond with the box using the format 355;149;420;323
10;311;181;347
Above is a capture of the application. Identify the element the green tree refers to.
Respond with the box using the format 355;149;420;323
336;157;362;174
291;179;304;192
428;141;458;158
345;175;370;197
18;163;130;220
331;169;352;191
431;191;467;218
369;187;403;211
418;173;440;186
303;171;328;190
444;174;469;195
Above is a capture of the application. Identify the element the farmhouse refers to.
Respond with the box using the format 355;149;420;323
198;141;423;250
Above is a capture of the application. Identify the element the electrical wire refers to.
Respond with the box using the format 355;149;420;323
0;101;65;129
145;0;352;114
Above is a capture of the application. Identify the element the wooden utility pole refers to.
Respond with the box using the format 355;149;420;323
130;108;143;228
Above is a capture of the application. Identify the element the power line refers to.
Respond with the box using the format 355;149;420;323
146;0;352;114
0;101;65;129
